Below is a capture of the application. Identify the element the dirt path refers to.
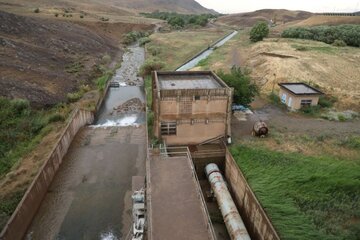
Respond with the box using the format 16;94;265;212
232;101;360;139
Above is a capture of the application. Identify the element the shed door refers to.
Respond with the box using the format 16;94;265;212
288;97;292;107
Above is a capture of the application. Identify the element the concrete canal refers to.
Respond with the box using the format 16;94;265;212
25;44;146;240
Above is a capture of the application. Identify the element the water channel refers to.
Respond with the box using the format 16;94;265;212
26;44;146;240
25;30;238;240
176;30;238;71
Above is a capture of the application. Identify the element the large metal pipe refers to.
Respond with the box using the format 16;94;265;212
205;163;251;240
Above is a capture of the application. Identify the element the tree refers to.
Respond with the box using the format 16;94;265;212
168;16;185;28
250;21;269;42
217;66;258;107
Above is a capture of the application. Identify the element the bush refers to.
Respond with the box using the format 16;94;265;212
300;105;321;116
217;66;258;107
250;21;269;42
282;25;360;47
139;37;151;46
139;59;165;77
101;54;111;64
48;113;65;123
34;8;40;13
54;13;59;17
318;95;336;108
11;99;30;114
147;45;161;56
141;11;217;29
80;15;84;19
333;39;347;47
123;31;148;45
292;45;308;51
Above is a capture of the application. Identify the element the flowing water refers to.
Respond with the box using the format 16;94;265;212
26;44;146;240
176;31;238;71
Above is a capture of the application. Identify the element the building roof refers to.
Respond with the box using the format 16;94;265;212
155;71;228;90
148;154;213;240
278;83;323;95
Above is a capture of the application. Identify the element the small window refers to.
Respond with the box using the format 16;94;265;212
301;99;312;107
195;95;200;100
161;122;176;136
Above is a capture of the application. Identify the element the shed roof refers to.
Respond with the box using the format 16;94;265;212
278;83;323;95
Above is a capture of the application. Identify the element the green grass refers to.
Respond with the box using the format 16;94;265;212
230;145;360;240
146;29;228;70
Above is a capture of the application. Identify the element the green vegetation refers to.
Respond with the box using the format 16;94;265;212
123;31;150;45
217;66;258;107
146;30;227;70
139;58;165;77
231;145;360;240
333;39;347;47
34;8;40;13
141;11;217;29
95;72;113;92
67;84;91;103
0;98;50;176
318;95;337;108
250;21;269;42
139;37;151;46
339;136;360;150
282;25;360;47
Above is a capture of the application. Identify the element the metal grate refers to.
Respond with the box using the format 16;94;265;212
179;97;192;114
160;122;177;136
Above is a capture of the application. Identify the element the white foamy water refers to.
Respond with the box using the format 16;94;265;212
100;231;119;240
119;82;127;87
92;115;139;128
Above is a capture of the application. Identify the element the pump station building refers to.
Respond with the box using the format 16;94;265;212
278;82;323;111
151;71;233;145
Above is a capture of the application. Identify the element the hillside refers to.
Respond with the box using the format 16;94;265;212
217;9;313;27
0;0;215;15
0;10;152;107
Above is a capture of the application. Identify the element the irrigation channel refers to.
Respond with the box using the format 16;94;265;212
176;30;238;71
26;44;146;240
24;30;238;240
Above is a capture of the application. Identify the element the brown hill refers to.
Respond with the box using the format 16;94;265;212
0;10;152;107
0;0;215;14
217;9;313;27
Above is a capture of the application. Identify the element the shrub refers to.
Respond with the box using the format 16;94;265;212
139;37;151;46
139;59;165;77
217;66;258;107
101;54;111;64
250;21;269;42
11;99;30;114
48;113;65;123
300;105;321;116
67;92;83;103
338;114;346;122
147;45;161;56
333;39;347;47
318;95;336;108
282;25;360;47
54;13;59;17
34;8;40;13
339;136;360;149
80;15;84;19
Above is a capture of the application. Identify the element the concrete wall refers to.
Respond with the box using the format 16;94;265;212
224;147;280;240
279;88;320;110
162;122;226;145
0;108;94;240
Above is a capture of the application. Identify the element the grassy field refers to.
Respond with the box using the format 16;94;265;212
146;28;229;71
194;30;360;110
231;144;360;240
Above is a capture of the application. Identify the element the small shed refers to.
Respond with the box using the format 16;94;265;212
278;83;323;110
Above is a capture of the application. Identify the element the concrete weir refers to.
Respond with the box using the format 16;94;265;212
0;44;147;240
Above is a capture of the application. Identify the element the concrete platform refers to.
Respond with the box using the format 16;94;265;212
148;155;214;240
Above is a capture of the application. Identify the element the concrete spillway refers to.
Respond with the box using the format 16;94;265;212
205;163;250;240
